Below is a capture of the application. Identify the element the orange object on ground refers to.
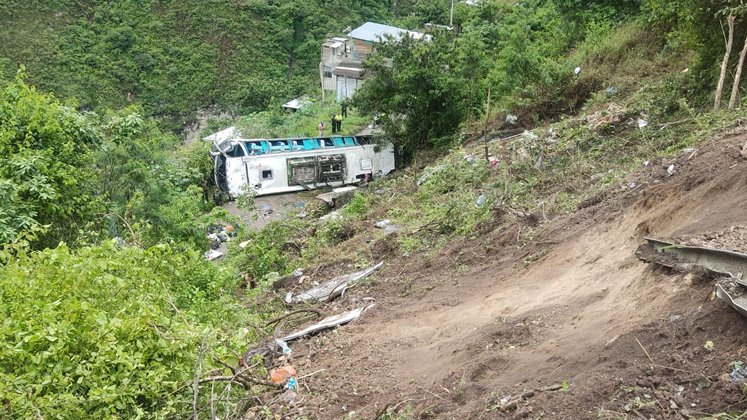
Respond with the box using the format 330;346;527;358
270;365;297;384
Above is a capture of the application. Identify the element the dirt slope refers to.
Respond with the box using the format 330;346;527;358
267;129;747;419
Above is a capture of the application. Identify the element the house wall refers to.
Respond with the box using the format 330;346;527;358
335;75;362;101
351;39;374;61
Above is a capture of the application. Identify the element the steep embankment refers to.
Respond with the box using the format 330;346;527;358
264;128;747;418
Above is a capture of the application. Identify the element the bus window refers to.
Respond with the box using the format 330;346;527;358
303;139;317;150
343;137;356;146
333;137;345;147
320;138;334;147
226;143;245;157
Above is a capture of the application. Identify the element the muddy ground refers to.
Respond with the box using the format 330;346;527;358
253;129;747;419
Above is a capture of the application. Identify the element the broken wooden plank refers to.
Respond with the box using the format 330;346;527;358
286;262;383;304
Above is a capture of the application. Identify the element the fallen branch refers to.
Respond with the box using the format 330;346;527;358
265;308;322;327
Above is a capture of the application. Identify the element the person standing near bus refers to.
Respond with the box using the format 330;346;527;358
318;121;326;137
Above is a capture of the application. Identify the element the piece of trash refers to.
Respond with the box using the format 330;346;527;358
574;66;582;75
731;361;747;382
476;194;487;208
320;210;342;221
292;268;304;277
667;164;676;176
281;306;371;342
204;249;224;261
259;203;273;216
637;118;648;129
505;114;518;124
270;365;297;384
643;160;650;167
606;86;619;97
704;340;715;352
374;219;391;228
286;262;383;304
384;224;399;235
605;335;620;347
239;240;251;249
286;377;298;391
522;130;540;142
668;315;683;323
627;181;637;190
275;339;293;356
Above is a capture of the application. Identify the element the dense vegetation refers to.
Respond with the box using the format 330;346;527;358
0;0;395;127
3;0;747;417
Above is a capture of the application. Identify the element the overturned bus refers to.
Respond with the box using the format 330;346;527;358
205;127;395;197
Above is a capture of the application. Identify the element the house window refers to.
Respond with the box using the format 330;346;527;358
262;170;273;180
323;66;333;78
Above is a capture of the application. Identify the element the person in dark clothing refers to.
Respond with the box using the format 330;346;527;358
331;115;337;133
341;101;348;118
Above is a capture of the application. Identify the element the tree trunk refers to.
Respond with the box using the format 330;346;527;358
715;15;736;111
729;32;747;109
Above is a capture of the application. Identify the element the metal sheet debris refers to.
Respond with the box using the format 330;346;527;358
204;249;224;261
642;238;747;278
286;262;383;304
281;306;371;342
317;186;358;206
639;238;747;319
716;279;747;319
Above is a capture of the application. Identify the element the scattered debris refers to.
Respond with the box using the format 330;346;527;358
506;114;518;124
270;365;297;384
730;361;747;382
374;219;392;228
639;238;747;319
522;130;540;142
666;164;676;176
320;210;342;222
586;103;626;131
259;204;274;217
716;278;747;318
204;249;224;261
704;340;715;352
637;118;649;130
574;66;582;75
286;262;384;304
317;186;358;207
638;238;747;277
281;306;371;342
476;194;487;208
606;86;619;97
239;240;251;249
207;223;238;249
275;339;293;356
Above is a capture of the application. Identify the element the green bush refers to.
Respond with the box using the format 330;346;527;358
0;241;251;419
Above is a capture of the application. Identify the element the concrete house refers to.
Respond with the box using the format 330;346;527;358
320;22;429;102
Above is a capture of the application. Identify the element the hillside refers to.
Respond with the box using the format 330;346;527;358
0;0;393;125
3;1;747;419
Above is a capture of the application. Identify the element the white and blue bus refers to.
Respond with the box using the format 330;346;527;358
205;127;395;197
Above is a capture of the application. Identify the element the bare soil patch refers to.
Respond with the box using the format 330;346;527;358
258;129;747;419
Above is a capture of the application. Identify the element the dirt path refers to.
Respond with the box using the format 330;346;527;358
265;130;747;419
